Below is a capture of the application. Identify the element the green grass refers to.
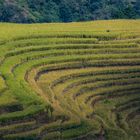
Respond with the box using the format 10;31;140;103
0;20;140;140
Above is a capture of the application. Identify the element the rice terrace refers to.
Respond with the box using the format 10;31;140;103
0;20;140;140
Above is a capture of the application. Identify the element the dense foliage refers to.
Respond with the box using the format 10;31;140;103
0;0;140;23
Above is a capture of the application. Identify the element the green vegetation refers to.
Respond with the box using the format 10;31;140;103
0;20;140;140
0;0;140;23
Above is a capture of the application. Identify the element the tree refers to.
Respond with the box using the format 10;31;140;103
43;0;60;22
59;0;73;22
134;0;140;17
0;0;139;23
1;0;34;23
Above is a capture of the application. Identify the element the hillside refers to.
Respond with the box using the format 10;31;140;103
0;20;140;140
0;0;140;23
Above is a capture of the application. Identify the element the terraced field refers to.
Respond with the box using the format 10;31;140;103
0;20;140;140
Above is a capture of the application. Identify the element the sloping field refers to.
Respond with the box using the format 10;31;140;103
0;20;140;140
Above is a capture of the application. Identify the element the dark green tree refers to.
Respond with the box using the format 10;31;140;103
0;0;139;23
134;0;140;17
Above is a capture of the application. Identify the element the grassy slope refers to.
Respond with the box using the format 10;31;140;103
0;20;140;140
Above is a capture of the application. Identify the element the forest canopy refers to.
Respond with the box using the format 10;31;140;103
0;0;140;23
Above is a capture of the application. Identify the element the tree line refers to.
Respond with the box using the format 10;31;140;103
0;0;140;23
